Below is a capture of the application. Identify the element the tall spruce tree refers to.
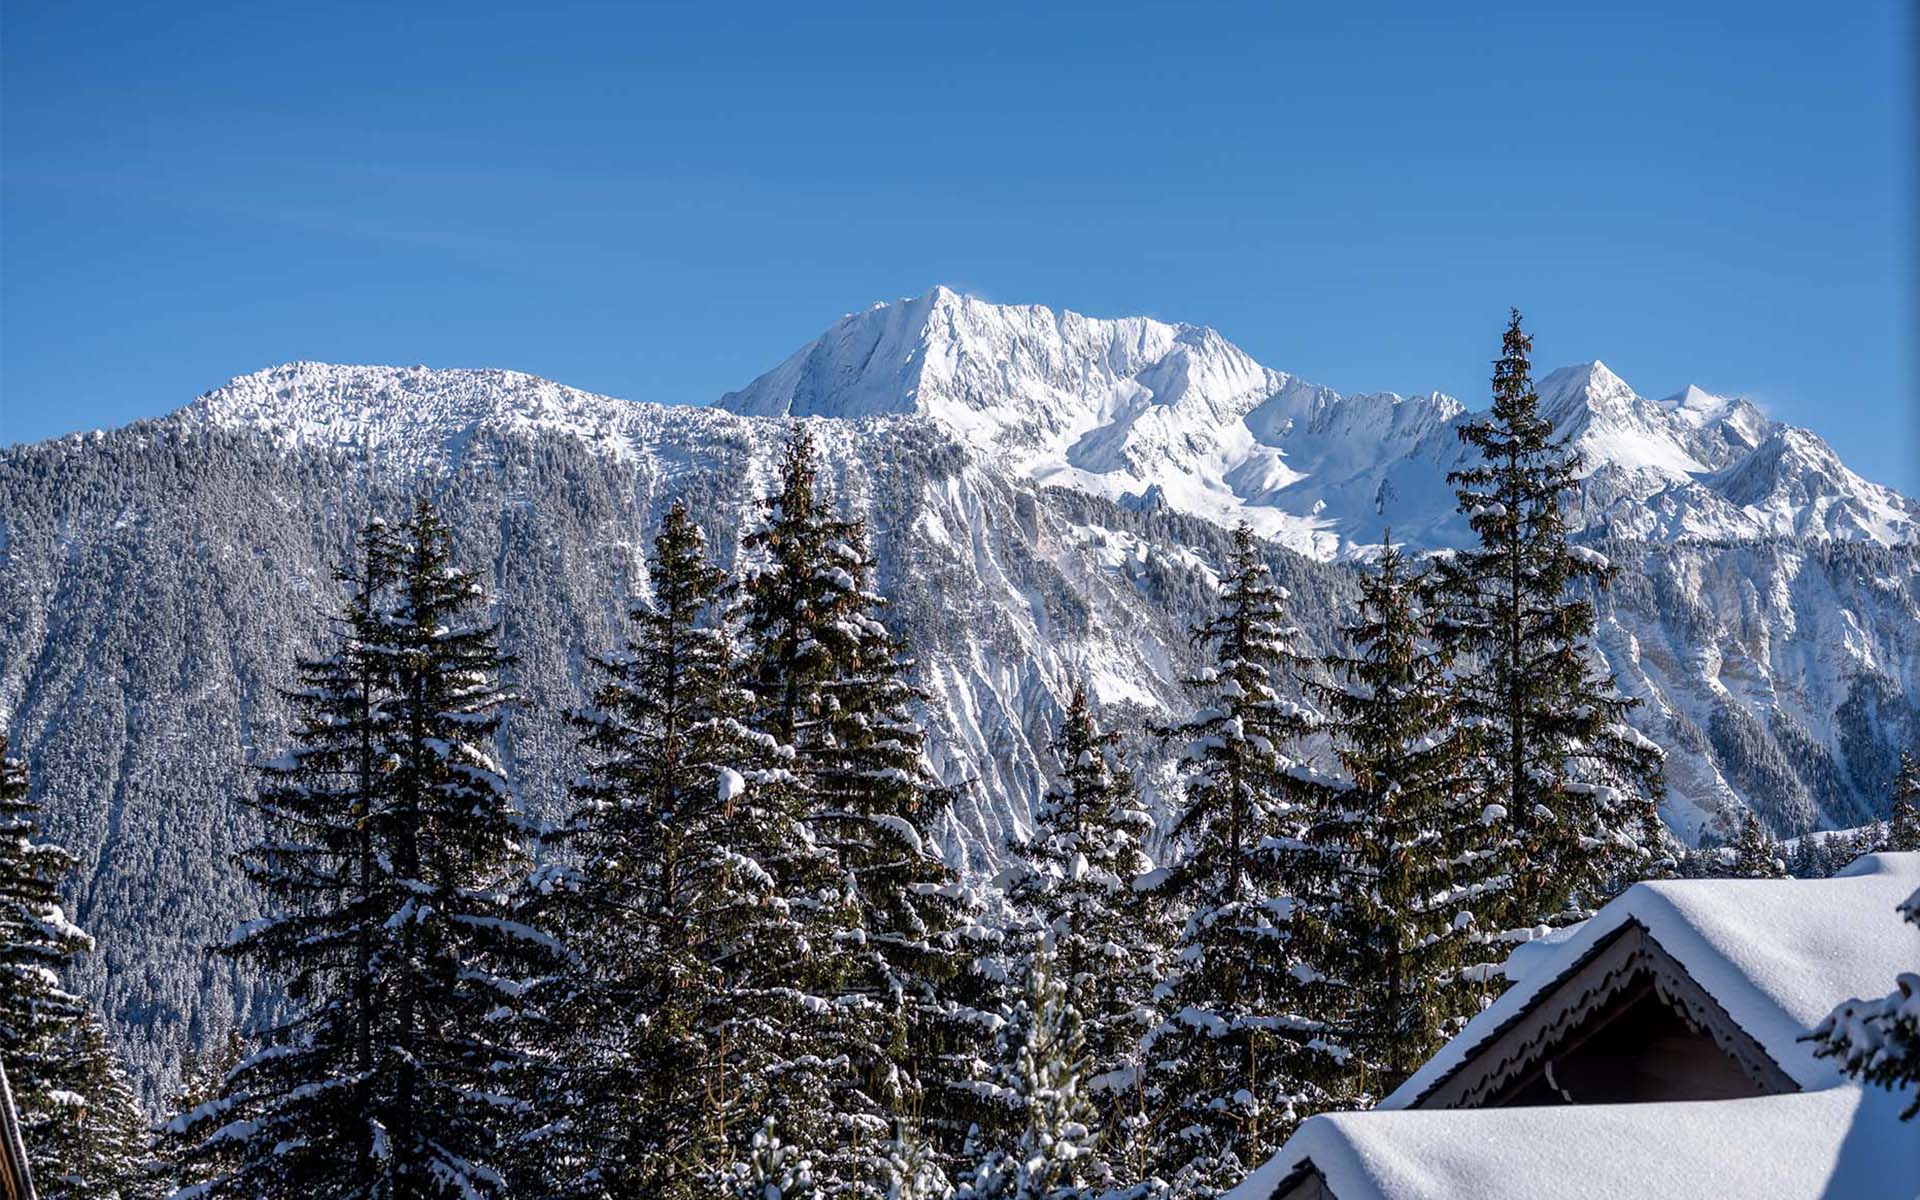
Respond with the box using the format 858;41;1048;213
1143;523;1329;1195
1432;311;1665;933
167;518;401;1196
1000;684;1161;1190
0;736;151;1199
1295;538;1497;1101
737;430;979;1193
1888;754;1920;853
528;501;842;1197
368;500;556;1195
171;503;556;1199
0;737;91;1176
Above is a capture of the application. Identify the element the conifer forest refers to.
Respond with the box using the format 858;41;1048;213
7;316;1916;1199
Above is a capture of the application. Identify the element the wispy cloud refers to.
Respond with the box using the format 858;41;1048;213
4;164;508;256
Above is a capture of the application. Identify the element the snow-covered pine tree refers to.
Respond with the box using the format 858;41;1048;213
957;954;1099;1200
1888;754;1920;853
738;430;979;1189
171;504;557;1198
882;1126;954;1200
1431;311;1666;934
166;518;402;1196
0;736;91;1175
1143;522;1327;1195
1295;537;1496;1101
728;1118;821;1200
0;735;151;1199
1807;886;1920;1119
37;1013;153;1200
170;1031;246;1123
529;501;842;1198
1784;835;1823;880
1723;811;1788;879
369;499;558;1194
1000;683;1161;1189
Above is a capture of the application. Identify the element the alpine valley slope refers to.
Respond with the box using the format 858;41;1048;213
1;287;1916;1100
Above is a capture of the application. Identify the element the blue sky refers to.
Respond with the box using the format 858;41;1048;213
4;2;1914;490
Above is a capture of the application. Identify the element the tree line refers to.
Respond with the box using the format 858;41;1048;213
4;313;1913;1198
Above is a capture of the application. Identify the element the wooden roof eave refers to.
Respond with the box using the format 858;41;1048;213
1265;1159;1338;1200
1408;917;1798;1111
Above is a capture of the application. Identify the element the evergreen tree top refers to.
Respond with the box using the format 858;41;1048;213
1890;753;1920;853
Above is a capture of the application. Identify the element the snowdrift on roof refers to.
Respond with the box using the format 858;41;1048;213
1226;1084;1919;1200
1388;852;1920;1106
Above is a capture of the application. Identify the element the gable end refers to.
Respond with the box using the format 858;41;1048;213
1410;919;1797;1110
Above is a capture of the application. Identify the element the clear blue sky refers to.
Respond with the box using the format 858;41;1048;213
4;2;1914;490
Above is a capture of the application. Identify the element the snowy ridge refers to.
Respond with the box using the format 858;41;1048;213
184;361;745;469
720;290;1919;557
719;287;1465;558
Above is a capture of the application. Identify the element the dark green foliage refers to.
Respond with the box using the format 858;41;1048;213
1707;705;1811;834
169;503;556;1199
161;1031;246;1195
957;954;1100;1200
1432;312;1666;931
997;684;1163;1190
1723;812;1788;879
527;501;840;1198
0;738;92;1169
1294;539;1498;1101
35;1014;154;1200
1144;523;1326;1194
1887;754;1920;853
737;430;977;1193
1765;712;1851;836
1786;825;1885;879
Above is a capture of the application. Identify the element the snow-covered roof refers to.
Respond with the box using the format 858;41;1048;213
1388;851;1920;1106
1226;854;1920;1200
1226;1084;1920;1200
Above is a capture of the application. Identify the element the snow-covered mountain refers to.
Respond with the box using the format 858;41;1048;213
721;287;1919;556
2;288;1917;1101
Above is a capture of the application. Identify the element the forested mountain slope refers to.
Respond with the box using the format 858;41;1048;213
2;295;1916;1100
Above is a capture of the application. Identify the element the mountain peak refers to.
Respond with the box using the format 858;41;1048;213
715;288;1200;429
1537;360;1639;421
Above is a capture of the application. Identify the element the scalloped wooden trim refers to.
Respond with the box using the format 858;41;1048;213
1411;919;1795;1110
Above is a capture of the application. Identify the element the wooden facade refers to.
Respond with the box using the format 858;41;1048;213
1405;919;1796;1110
0;1060;32;1200
1252;920;1802;1200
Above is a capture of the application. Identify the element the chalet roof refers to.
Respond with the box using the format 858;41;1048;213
1226;853;1920;1200
1386;851;1920;1107
1226;1084;1920;1200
